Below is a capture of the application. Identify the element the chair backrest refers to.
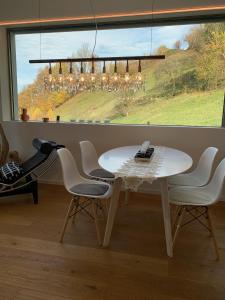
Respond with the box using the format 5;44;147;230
80;140;100;176
192;147;218;185
20;138;64;179
57;148;83;192
203;158;225;203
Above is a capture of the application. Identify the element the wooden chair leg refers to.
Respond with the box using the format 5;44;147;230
60;197;75;243
91;200;102;245
173;206;185;246
72;197;80;224
124;191;129;205
173;206;182;231
206;208;220;260
99;199;107;221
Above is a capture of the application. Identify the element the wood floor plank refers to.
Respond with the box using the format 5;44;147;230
0;184;224;299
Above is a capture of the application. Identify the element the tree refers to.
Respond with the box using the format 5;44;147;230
76;43;93;73
174;40;181;50
196;25;225;89
185;25;205;51
18;44;94;120
156;45;170;55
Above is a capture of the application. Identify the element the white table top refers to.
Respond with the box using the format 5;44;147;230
99;145;193;179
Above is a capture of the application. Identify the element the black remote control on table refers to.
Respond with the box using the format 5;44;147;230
134;147;154;161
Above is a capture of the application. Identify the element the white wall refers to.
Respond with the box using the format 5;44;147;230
0;0;225;196
3;121;225;194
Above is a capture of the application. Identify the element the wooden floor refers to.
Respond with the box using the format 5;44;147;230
0;184;225;300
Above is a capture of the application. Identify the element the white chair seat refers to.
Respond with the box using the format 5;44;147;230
169;174;204;187
89;168;115;180
169;187;214;206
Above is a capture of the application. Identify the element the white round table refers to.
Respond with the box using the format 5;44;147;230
99;145;193;257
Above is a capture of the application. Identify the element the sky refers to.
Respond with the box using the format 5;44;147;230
15;24;195;92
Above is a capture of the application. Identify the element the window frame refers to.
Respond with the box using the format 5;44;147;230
8;13;225;126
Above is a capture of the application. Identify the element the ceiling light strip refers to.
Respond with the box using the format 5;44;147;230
1;5;225;27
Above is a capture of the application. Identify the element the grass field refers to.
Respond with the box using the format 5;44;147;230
54;89;224;127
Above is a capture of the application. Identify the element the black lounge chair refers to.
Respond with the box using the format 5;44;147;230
0;138;64;204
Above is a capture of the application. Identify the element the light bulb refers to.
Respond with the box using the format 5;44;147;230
48;74;53;82
102;74;107;82
68;74;73;82
59;74;63;83
79;74;85;82
113;73;118;81
136;72;142;81
124;73;130;82
79;61;85;83
91;74;96;82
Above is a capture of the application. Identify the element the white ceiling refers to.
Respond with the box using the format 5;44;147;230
0;0;224;25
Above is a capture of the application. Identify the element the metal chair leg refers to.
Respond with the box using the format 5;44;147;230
97;199;107;221
206;208;220;260
60;197;75;243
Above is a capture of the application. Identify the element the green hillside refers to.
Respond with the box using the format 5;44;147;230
55;90;120;121
54;89;224;127
53;49;224;126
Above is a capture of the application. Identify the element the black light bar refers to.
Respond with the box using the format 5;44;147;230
29;55;165;64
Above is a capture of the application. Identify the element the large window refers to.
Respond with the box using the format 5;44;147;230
10;21;225;126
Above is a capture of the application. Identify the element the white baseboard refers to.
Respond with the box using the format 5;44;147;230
39;179;63;185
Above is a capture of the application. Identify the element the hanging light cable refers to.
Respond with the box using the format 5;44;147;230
150;0;155;55
124;60;130;82
89;0;98;59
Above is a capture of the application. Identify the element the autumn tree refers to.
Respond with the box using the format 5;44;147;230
18;43;94;120
185;25;205;51
195;24;225;89
174;40;181;50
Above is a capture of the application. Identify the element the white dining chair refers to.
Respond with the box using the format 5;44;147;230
168;147;218;187
169;158;225;260
80;140;115;181
57;148;113;245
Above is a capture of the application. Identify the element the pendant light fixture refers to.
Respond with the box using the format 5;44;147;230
31;0;165;93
